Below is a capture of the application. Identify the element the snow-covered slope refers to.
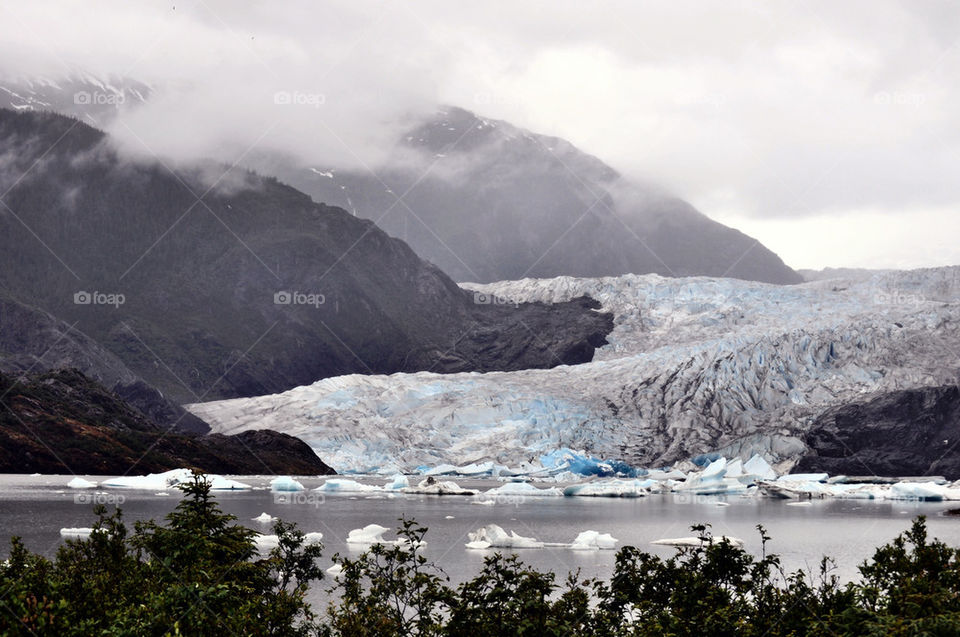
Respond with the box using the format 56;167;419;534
187;268;960;473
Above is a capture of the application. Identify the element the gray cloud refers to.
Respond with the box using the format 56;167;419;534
0;0;958;269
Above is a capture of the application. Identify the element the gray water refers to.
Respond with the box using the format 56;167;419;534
3;474;960;601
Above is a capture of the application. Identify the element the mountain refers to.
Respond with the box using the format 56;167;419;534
0;108;612;406
0;76;800;285
0;368;334;475
0;290;206;431
257;107;802;285
188;267;960;475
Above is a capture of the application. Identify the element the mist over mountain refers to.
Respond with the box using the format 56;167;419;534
0;108;612;407
0;76;800;285
260;107;802;284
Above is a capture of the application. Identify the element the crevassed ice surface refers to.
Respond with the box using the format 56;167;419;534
187;267;960;473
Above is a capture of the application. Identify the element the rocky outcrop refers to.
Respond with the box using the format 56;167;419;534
795;386;960;479
0;368;334;475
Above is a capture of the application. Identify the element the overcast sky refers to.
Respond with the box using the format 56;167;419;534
1;0;958;270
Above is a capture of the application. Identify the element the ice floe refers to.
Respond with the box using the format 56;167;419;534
570;531;618;550
253;512;276;523
652;536;744;548
67;477;97;489
466;524;544;549
315;478;382;493
269;476;305;492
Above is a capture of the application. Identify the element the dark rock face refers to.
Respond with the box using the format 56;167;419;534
261;106;802;285
0;109;612;405
795;386;960;479
0;291;208;432
0;368;335;475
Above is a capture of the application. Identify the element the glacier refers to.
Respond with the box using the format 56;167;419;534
187;267;960;475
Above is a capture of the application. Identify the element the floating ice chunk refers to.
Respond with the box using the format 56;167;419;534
255;534;280;550
444;515;455;519
888;482;947;501
304;532;324;545
472;498;496;506
383;474;409;491
725;459;744;478
466;524;543;549
402;478;476;496
786;501;813;507
743;454;777;481
67;477;97;489
316;478;382;493
485;482;563;498
647;469;687;481
270;476;305;492
209;476;252;490
676;476;748;496
346;524;391;545
60;528;94;539
652;536;744;548
759;480;830;499
101;469;250;491
326;564;343;576
563;478;652;498
701;457;727;480
570;531;618;550
154;492;170;496
30;472;41;477
253;512;276;523
776;473;828;483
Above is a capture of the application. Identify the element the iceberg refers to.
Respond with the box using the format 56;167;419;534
270;476;305;492
776;473;828;483
255;530;322;551
743;454;777;481
484;482;563;498
466;524;544;549
570;531;618;550
652;536;744;548
346;524;392;545
326;563;344;576
563;478;653;498
67;477;97;489
383;474;409;491
253;512;276;523
888;482;947;501
101;469;250;491
402;478;476;496
60;528;96;539
315;478;382;493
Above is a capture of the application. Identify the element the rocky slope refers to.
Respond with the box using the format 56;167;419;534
188;267;960;474
261;107;801;284
0;291;207;432
0;368;334;475
0;108;612;405
795;385;960;478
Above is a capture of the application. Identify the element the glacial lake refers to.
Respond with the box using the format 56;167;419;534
3;474;960;606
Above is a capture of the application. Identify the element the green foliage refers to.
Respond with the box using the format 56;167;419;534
0;471;323;636
4;482;960;636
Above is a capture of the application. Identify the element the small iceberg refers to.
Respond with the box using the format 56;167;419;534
570;530;618;550
101;469;250;491
484;482;563;498
60;528;94;539
255;531;322;550
652;536;744;548
402;477;476;496
383;474;409;491
67;477;97;489
465;524;543;549
326;563;344;576
253;512;276;523
563;478;653;498
270;476;305;492
346;524;392;545
315;478;382;493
